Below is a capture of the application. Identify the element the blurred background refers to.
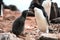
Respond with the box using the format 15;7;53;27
3;0;60;12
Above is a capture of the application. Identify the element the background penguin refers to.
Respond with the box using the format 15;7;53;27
34;7;49;33
9;5;18;11
3;3;18;11
12;10;28;37
58;8;60;17
0;0;3;16
42;0;51;20
0;4;1;15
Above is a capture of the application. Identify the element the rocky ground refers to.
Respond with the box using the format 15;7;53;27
0;9;60;40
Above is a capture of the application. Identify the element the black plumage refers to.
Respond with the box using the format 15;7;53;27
9;5;18;11
12;10;28;37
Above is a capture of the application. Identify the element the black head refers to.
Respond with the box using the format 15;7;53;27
54;2;58;6
9;5;18;11
38;0;45;5
3;5;10;9
22;10;28;18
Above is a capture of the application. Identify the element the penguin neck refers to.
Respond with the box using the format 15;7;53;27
21;14;27;19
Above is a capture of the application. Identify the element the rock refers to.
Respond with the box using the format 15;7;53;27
0;9;21;32
0;29;4;33
38;36;57;40
38;33;58;40
0;16;3;21
0;33;20;40
51;17;60;23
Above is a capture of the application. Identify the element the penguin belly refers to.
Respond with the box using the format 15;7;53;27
34;7;49;33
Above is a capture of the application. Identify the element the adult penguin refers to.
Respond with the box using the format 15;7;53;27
34;7;49;33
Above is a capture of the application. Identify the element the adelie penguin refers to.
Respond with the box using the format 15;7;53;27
42;0;51;20
12;10;28;37
34;7;49;33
